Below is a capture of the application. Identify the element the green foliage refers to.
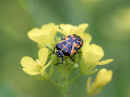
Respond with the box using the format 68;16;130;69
0;0;130;97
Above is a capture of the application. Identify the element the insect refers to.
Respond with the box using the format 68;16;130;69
55;34;83;63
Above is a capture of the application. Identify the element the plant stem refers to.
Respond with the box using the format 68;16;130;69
69;73;81;85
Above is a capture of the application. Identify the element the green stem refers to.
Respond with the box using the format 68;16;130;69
69;73;81;85
62;82;70;97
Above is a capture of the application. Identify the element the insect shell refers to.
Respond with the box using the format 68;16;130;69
55;34;83;62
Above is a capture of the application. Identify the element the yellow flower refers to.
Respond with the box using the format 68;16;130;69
94;69;113;87
87;68;113;96
59;23;113;75
60;24;88;35
59;24;91;42
80;38;113;74
26;23;113;77
82;44;104;65
28;23;59;47
82;42;113;65
21;48;50;76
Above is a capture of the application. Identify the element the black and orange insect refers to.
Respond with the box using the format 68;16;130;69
55;34;83;63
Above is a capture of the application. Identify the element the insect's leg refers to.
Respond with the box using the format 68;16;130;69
61;57;64;64
56;57;64;65
53;47;56;54
46;45;56;55
70;56;75;62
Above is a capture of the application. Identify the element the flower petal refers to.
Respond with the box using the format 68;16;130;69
41;23;59;35
21;56;37;67
41;23;59;44
59;24;88;36
95;69;113;87
82;44;104;65
22;68;41;75
87;77;98;96
80;33;92;43
38;48;49;65
59;24;76;35
87;69;113;96
21;56;41;75
28;23;59;47
98;59;114;65
77;24;88;33
28;28;46;46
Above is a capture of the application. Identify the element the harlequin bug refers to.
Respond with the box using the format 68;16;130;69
55;34;83;63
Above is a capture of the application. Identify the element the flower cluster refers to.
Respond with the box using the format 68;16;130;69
87;68;113;96
20;23;113;96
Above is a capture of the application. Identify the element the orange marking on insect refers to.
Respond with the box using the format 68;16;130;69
73;43;80;48
65;37;69;40
70;43;77;56
61;44;68;52
70;49;76;56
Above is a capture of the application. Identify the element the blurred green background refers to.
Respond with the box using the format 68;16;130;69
0;0;129;97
